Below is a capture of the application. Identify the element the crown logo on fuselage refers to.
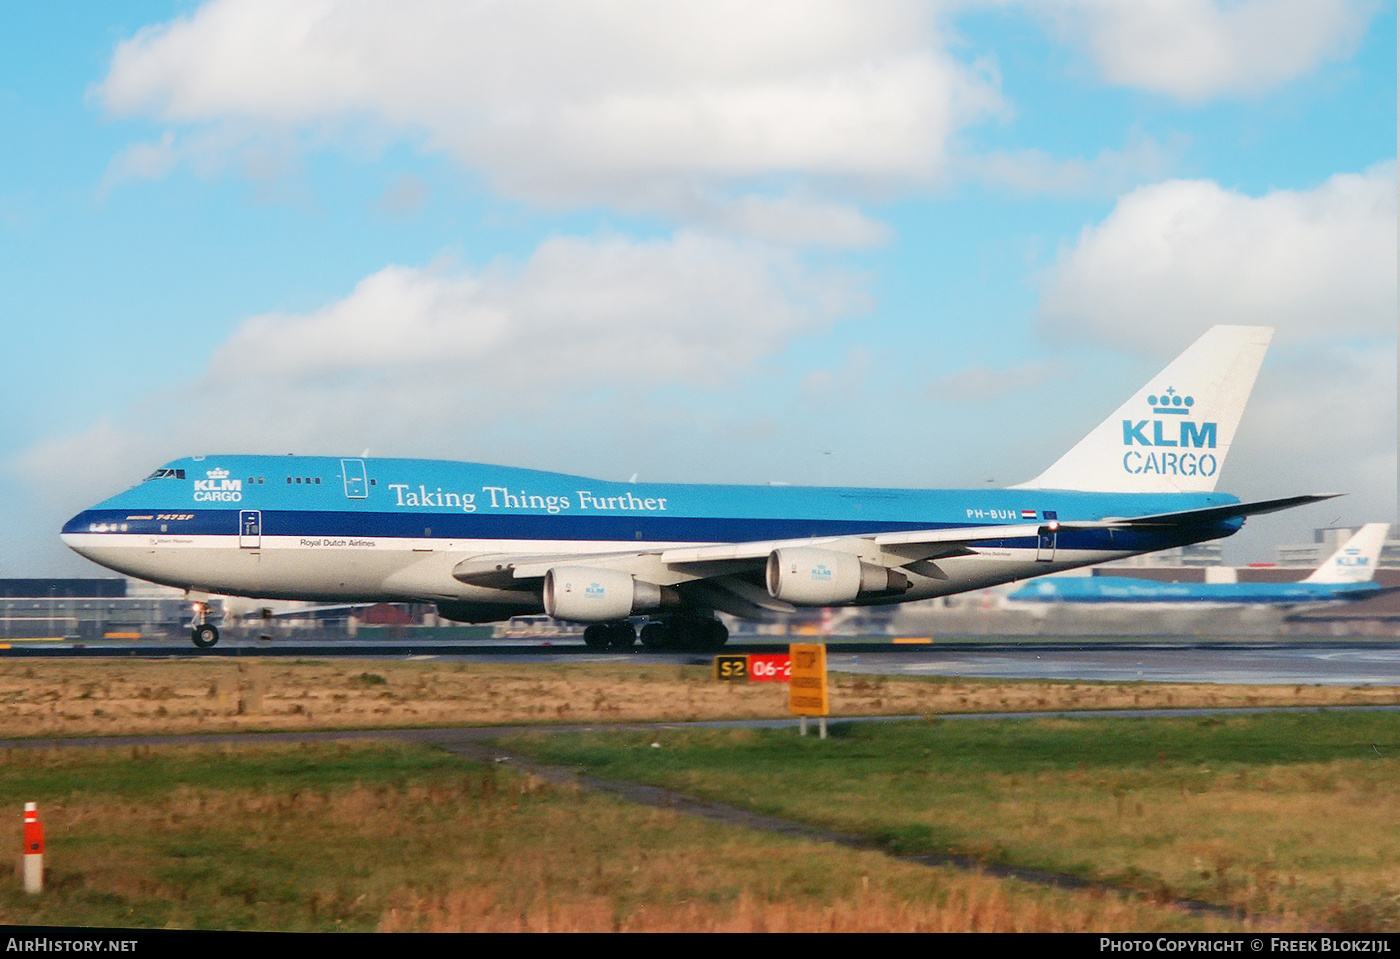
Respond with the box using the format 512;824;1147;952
194;466;241;501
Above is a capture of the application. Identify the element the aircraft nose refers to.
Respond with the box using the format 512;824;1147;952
60;509;98;559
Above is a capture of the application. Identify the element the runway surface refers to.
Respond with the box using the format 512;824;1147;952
830;643;1400;686
1;635;1398;686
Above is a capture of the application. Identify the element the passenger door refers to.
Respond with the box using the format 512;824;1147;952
239;510;262;549
341;458;368;499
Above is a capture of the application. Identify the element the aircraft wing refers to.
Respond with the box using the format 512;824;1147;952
452;493;1340;594
450;522;1045;590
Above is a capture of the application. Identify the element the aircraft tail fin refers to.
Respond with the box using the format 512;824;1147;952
1015;326;1273;493
1303;523;1390;584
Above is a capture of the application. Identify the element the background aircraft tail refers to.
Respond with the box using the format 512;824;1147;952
1303;523;1390;584
1016;325;1273;493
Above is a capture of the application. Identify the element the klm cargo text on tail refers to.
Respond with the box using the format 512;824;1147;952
1121;390;1218;479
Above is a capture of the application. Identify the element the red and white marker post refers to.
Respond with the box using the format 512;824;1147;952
22;802;43;893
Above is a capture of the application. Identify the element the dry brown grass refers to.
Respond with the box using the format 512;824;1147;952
0;658;1393;738
934;760;1400;926
378;877;1244;933
0;743;1246;933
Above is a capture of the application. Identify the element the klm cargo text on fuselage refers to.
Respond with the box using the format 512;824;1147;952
1122;390;1218;478
192;469;244;502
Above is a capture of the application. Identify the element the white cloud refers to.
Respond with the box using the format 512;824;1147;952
1031;0;1377;100
215;232;859;389
1225;341;1397;553
14;233;867;508
103;130;178;183
376;174;429;218
969;132;1186;197
1038;163;1397;355
697;194;890;248
95;0;1002;237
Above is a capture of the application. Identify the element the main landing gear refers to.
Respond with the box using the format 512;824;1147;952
190;602;219;648
581;617;729;653
582;621;636;650
641;617;728;652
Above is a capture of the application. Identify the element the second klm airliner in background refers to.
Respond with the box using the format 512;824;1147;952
61;326;1334;648
1007;523;1390;607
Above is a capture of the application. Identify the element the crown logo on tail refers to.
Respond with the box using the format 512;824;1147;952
1146;388;1194;415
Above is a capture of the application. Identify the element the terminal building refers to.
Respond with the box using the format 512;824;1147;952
0;578;199;641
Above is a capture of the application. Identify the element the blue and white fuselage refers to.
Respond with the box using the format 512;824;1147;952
62;455;1244;607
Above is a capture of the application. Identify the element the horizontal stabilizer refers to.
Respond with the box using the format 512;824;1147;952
1094;493;1341;529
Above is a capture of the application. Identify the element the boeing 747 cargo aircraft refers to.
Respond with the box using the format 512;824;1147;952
1006;523;1390;606
62;326;1331;649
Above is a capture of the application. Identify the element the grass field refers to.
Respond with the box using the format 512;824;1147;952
0;741;1244;932
504;711;1400;931
0;657;1394;931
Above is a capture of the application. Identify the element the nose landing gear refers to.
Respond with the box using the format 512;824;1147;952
190;603;219;648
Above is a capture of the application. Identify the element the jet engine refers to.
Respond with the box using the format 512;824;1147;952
765;547;909;606
543;566;677;622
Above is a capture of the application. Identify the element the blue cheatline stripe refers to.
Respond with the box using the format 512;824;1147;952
67;508;961;542
62;508;1238;554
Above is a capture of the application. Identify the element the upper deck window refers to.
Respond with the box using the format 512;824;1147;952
143;468;186;481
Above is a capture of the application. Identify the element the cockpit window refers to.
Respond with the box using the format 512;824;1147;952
143;468;186;481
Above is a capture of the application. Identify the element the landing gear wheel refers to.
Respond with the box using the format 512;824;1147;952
653;618;727;652
582;624;611;650
700;619;729;651
639;621;670;650
608;622;637;650
191;624;219;648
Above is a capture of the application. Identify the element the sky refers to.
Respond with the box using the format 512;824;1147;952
1;0;1395;576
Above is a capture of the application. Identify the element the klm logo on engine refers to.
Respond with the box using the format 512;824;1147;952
1121;388;1219;478
193;467;243;502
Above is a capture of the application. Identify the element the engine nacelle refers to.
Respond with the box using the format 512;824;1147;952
766;548;909;606
543;566;674;622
